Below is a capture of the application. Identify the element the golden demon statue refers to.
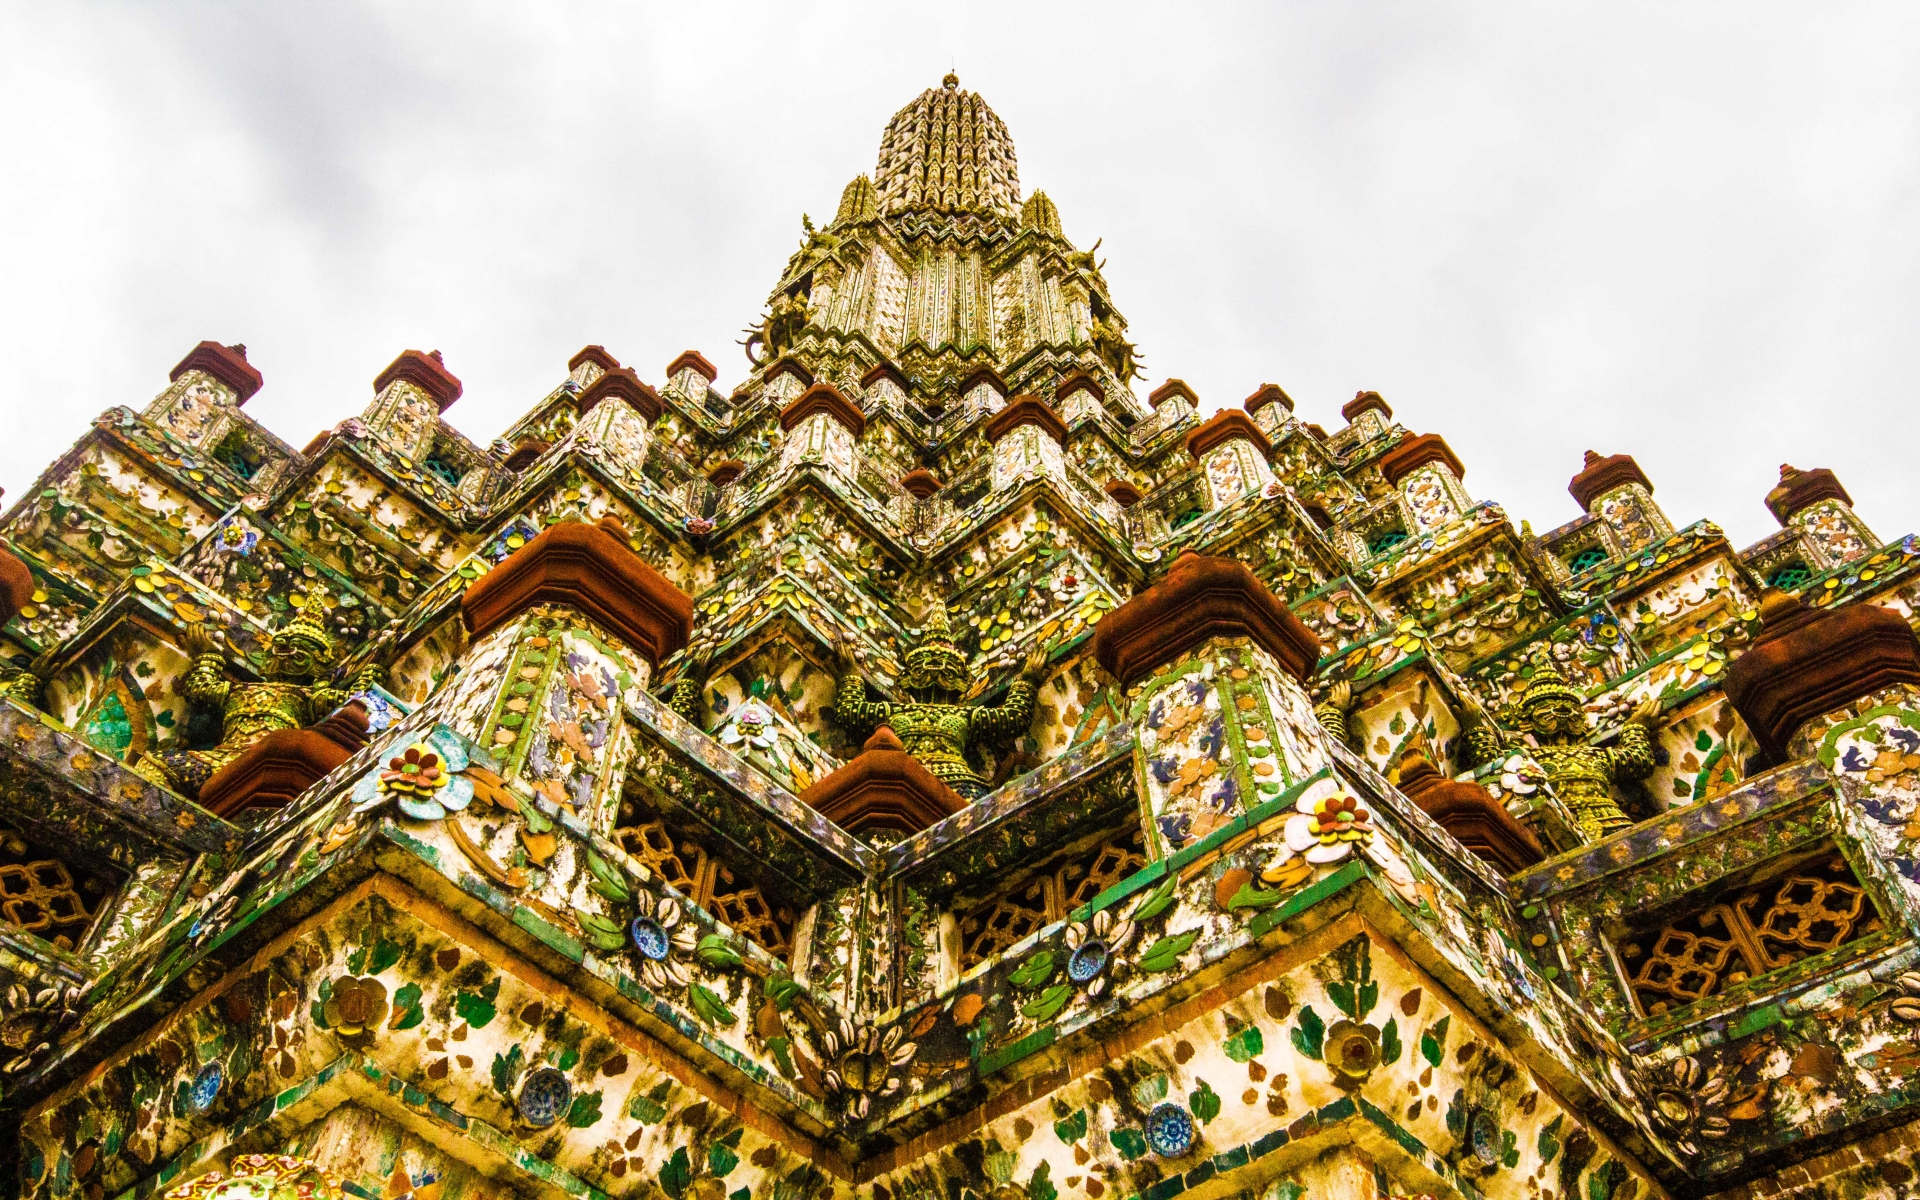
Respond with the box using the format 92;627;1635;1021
831;600;1044;800
1464;660;1658;841
135;586;377;798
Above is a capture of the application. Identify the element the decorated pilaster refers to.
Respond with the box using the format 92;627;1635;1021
984;396;1069;493
1569;449;1672;554
565;343;617;390
450;515;691;817
859;360;910;414
1340;389;1394;442
664;348;718;405
959;364;1009;420
360;348;462;461
1094;551;1329;861
1055;370;1107;425
142;341;264;447
1244;382;1293;440
1183;409;1275;511
571;363;661;468
1377;432;1470;531
1766;463;1877;570
1147;378;1198;426
762;356;813;408
777;382;864;476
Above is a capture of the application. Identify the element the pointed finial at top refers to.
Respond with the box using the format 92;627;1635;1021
943;72;959;89
1780;463;1799;481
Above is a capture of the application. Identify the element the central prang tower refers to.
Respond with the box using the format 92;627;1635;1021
746;73;1145;424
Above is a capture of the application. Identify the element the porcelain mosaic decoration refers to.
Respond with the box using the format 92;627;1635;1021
0;73;1916;1200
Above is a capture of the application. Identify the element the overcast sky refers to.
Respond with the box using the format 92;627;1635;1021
3;3;1916;550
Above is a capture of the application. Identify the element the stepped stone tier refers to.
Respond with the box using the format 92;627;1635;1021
6;73;1920;1200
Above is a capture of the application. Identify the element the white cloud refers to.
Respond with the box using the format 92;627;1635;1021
2;2;1915;548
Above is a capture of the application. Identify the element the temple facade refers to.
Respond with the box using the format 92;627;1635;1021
4;73;1920;1200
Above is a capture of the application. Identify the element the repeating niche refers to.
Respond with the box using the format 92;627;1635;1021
956;821;1148;972
0;820;120;951
1616;844;1882;1017
612;794;796;963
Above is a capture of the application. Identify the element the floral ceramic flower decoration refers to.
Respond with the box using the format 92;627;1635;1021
717;700;778;754
215;523;258;556
817;1017;917;1119
1061;908;1136;998
628;889;698;991
323;975;388;1048
1263;779;1376;881
351;726;473;821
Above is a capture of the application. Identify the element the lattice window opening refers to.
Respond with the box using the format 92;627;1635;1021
1564;546;1610;575
1767;560;1815;591
957;821;1148;972
1615;847;1883;1019
0;826;120;952
611;796;797;963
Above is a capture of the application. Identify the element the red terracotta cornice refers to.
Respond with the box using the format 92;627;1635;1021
577;366;663;422
170;341;263;404
860;360;910;392
1056;370;1105;406
374;349;463;411
1105;480;1142;508
568;345;620;374
667;350;718;382
0;545;34;627
984;396;1068;446
1184;410;1272;461
1243;384;1293;415
1148;378;1198;410
1766;464;1853;526
462;517;692;667
762;356;815;389
1094;551;1321;687
959;365;1009;398
199;702;370;817
900;469;942;499
1395;754;1543;875
799;726;969;838
1724;591;1920;765
1568;450;1654;511
779;382;866;438
1341;390;1392;423
1376;433;1465;486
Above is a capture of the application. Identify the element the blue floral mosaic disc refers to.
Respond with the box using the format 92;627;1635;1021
188;1061;224;1112
1144;1101;1194;1157
630;916;670;961
517;1066;573;1128
1067;939;1108;983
